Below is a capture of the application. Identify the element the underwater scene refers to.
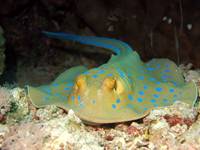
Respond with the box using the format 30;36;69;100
0;0;199;149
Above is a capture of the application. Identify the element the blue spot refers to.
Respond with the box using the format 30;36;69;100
169;88;174;93
139;91;144;95
143;107;148;111
149;78;156;82
112;104;116;109
107;73;113;77
156;81;161;84
173;94;177;98
52;83;59;87
150;99;156;103
144;85;148;90
138;76;144;80
54;93;60;97
71;96;75;101
155;87;162;92
116;99;121;103
147;67;155;71
78;95;81;102
66;83;73;87
156;64;161;69
43;88;51;94
162;75;170;79
64;87;70;91
163;99;168;103
164;69;171;73
153;94;159;98
83;71;89;75
79;101;84;108
137;97;143;102
128;94;134;101
165;64;170;68
172;81;177;86
98;70;105;74
92;74;98;78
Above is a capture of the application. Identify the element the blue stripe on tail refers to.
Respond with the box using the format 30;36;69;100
42;31;133;55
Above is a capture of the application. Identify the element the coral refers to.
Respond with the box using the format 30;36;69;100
0;26;5;75
35;105;64;121
5;88;29;124
163;114;194;127
178;116;200;149
2;110;103;150
144;101;198;123
141;101;199;149
103;129;128;150
0;124;9;148
0;87;13;115
43;110;103;150
2;123;47;150
0;87;31;124
126;122;143;136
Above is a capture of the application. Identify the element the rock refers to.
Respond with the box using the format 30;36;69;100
0;87;13;115
0;26;5;76
0;0;30;16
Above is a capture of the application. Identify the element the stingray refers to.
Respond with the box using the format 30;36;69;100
27;31;198;124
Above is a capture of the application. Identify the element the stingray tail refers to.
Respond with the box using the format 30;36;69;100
42;31;133;55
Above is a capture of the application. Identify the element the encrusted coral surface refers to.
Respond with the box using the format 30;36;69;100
0;65;199;150
2;111;103;150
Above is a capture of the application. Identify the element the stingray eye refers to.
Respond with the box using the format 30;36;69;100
115;80;124;94
75;75;86;92
103;78;116;91
103;78;124;94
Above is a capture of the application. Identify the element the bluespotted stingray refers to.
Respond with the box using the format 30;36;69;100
27;31;198;124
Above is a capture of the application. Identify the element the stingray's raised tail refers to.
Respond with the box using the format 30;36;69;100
42;31;133;55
